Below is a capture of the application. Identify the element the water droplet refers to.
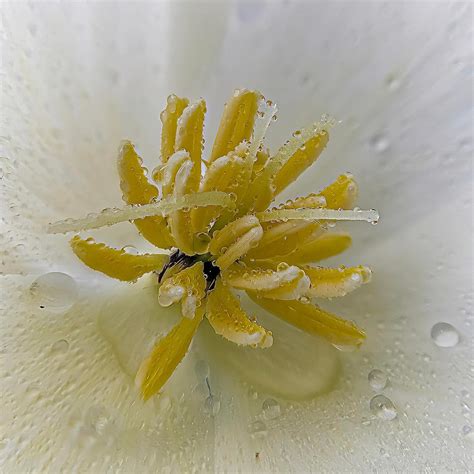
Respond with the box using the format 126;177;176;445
277;262;289;271
30;272;78;312
368;369;388;391
262;398;281;420
370;395;397;421
462;425;474;440
204;395;221;417
122;245;139;255
248;420;268;439
431;322;459;347
370;133;390;153
195;360;210;379
51;339;69;354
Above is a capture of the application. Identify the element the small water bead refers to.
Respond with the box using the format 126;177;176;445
370;395;397;421
51;339;69;354
30;272;78;311
262;398;281;420
368;369;388;391
204;395;221;417
248;420;268;439
122;245;139;255
431;322;460;347
369;132;390;153
462;425;474;440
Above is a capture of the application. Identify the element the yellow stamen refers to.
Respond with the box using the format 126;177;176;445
206;280;272;348
209;89;261;164
250;295;366;346
136;306;204;401
158;262;206;319
304;265;372;298
160;94;189;164
70;236;167;281
282;233;353;264
117;140;174;248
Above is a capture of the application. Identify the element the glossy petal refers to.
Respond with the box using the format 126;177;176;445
70;236;167;281
250;295;366;346
206;280;273;348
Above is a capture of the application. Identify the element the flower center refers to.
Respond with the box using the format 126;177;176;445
157;249;221;291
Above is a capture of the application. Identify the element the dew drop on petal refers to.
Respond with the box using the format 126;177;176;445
51;339;69;354
262;398;281;420
370;133;390;153
30;272;78;312
368;369;388;391
122;245;139;255
431;322;460;347
370;395;397;421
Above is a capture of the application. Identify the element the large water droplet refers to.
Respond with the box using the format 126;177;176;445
262;398;281;420
431;322;460;347
51;339;69;354
370;395;397;421
248;420;268;439
122;245;139;255
368;369;388;391
30;272;78;311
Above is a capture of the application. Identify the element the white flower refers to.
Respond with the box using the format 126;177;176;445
0;1;471;472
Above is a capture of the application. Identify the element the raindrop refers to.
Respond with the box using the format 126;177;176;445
51;339;69;354
262;398;281;420
368;369;388;391
370;133;390;153
122;245;139;255
431;322;459;347
370;395;397;421
30;272;78;311
248;420;268;439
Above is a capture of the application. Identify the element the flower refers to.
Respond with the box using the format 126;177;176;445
59;89;376;400
1;1;471;472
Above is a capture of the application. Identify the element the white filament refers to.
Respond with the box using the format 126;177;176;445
47;191;234;234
